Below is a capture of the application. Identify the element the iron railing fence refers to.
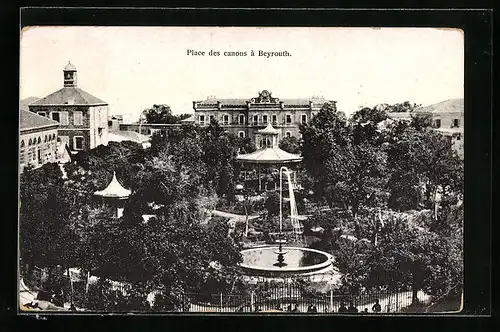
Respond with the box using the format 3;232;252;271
22;267;421;313
180;286;420;313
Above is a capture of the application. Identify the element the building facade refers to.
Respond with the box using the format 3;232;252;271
415;98;464;157
19;109;60;171
28;62;109;152
192;90;333;147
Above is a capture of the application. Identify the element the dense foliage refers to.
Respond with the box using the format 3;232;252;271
20;135;243;311
20;99;463;310
142;104;191;124
300;102;463;304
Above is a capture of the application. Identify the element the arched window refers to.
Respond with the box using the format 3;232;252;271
262;114;269;125
28;138;32;146
44;135;48;143
52;134;56;140
20;140;25;148
37;137;41;144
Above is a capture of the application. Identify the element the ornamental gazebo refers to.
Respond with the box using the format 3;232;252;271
94;171;131;218
236;123;302;191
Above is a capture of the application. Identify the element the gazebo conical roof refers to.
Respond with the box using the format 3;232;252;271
94;171;131;199
257;123;281;135
236;147;302;164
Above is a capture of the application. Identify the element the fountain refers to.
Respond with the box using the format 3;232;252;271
239;166;336;278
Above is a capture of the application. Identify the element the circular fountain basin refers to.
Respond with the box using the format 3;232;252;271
239;246;334;277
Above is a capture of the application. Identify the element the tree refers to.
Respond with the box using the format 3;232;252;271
143;104;188;124
19;163;79;277
300;102;350;205
383;101;421;113
69;140;147;190
410;113;432;131
279;136;302;154
237;136;257;154
76;141;240;310
386;126;463;213
351;106;388;124
201;120;239;200
301;103;389;237
265;191;280;218
363;212;462;305
123;211;242;309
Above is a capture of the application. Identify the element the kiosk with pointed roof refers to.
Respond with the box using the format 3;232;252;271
236;123;302;191
94;171;131;218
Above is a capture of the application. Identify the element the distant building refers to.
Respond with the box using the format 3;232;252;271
28;62;109;152
192;90;333;147
386;112;413;122
108;115;124;131
19;109;60;171
107;114;151;148
415;98;464;157
107;130;151;149
180;115;195;123
116;123;182;137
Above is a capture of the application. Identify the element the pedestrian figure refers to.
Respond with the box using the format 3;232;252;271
292;304;300;312
347;302;358;313
287;304;292;312
363;308;369;314
237;306;244;312
275;303;283;311
70;303;77;311
312;305;318;313
372;299;382;313
338;302;348;313
307;304;314;312
255;305;261;312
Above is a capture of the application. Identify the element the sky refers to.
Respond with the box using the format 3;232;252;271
20;27;464;123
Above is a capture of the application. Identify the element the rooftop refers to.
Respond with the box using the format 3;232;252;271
108;130;151;143
236;147;302;164
181;115;195;122
20;97;40;112
416;98;464;114
196;98;328;106
94;171;131;199
195;91;330;108
257;123;281;135
30;87;107;107
20;109;59;131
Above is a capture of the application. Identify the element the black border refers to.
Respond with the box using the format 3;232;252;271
7;6;493;331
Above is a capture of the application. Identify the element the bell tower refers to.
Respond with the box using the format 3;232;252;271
63;61;77;87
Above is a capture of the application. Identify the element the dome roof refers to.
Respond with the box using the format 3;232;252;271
64;61;77;71
94;171;131;199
